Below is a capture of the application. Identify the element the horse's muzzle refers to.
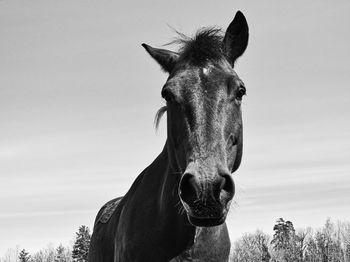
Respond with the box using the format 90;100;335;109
178;171;235;227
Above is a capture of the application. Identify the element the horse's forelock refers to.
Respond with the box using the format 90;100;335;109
176;27;224;66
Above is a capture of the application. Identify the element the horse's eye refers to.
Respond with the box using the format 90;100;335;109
236;86;246;101
161;88;175;102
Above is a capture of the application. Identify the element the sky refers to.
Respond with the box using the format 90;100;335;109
1;0;350;256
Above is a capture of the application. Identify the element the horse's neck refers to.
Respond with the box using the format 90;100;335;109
143;142;189;222
134;142;196;254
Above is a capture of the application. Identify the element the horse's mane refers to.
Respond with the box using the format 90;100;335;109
154;28;224;129
154;106;167;130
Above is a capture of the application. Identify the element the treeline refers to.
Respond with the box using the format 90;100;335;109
231;218;350;262
0;225;91;262
2;219;350;262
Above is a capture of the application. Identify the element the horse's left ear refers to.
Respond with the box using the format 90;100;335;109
142;43;179;73
223;11;249;66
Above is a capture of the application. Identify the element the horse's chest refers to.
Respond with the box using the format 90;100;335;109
169;225;231;262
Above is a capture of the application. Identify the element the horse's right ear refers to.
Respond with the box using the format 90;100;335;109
142;43;179;73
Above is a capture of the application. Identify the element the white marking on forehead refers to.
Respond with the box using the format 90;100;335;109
202;67;210;75
202;61;234;76
202;64;216;75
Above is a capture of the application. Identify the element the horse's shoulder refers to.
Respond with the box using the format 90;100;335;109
94;196;123;226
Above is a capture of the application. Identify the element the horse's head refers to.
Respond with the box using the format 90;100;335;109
143;11;248;227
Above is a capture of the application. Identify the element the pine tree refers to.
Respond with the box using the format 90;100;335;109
72;225;91;262
271;218;298;261
19;249;31;262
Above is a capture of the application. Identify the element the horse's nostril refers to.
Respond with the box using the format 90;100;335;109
220;173;235;200
179;173;199;205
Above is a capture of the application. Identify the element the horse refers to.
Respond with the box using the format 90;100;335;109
88;10;249;262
